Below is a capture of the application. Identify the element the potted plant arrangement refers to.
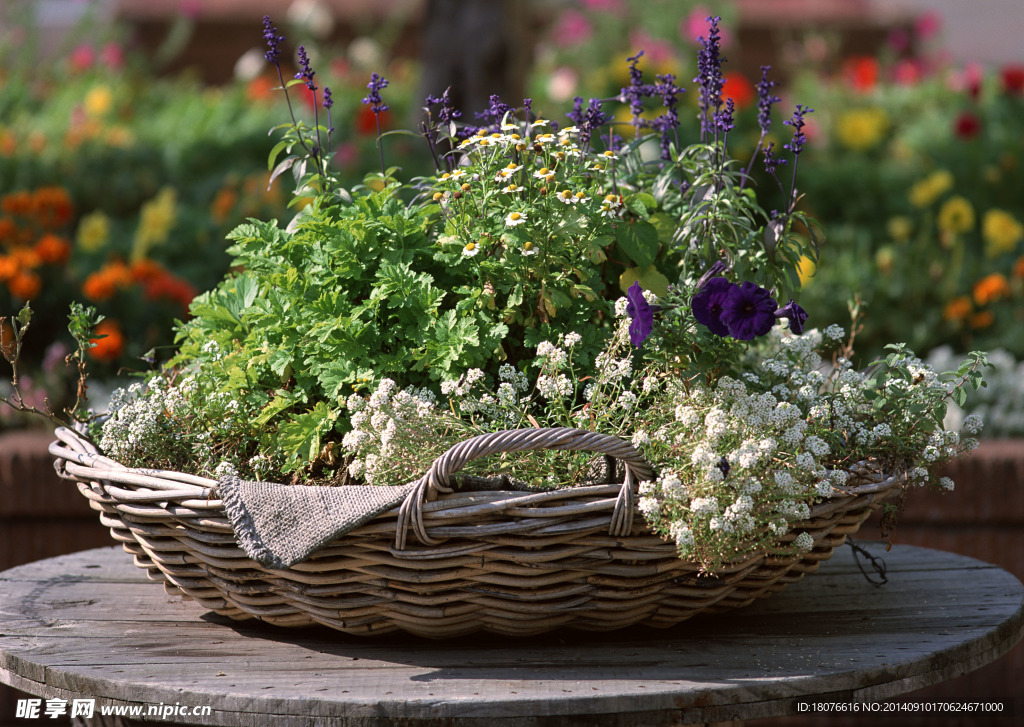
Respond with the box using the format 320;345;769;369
1;17;988;638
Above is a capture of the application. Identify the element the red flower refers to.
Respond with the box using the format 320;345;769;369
89;319;124;362
721;72;755;110
1001;65;1024;96
356;105;390;136
842;56;879;93
954;111;982;139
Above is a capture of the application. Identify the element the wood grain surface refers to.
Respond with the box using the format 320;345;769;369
1;543;1021;726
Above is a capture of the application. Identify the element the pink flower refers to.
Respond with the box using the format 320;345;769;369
100;43;124;70
552;10;593;47
914;10;943;41
682;7;731;47
70;44;95;72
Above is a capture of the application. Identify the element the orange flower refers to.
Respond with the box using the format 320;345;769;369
0;217;18;245
210;186;238;224
942;296;973;322
88;319;124;362
1014;256;1024;279
0;255;18;281
973;273;1011;306
34;234;71;265
82;260;133;301
32;186;74;229
10;247;40;269
1;190;33;217
143;270;196;310
7;270;40;300
969;311;995;329
130;258;165;282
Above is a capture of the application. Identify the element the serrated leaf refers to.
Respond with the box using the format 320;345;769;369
277;401;338;470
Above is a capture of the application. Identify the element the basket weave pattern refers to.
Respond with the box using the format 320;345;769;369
49;426;903;638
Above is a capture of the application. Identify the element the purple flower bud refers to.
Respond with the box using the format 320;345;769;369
323;86;333;110
756;65;781;134
775;299;808;335
783;104;814;156
626;281;656;348
425;88;461;125
693;16;725;137
295;46;316;91
362;72;390;115
262;16;285;66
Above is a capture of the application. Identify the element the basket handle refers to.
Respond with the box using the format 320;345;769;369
395;427;655;549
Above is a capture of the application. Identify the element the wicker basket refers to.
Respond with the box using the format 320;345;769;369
49;425;903;638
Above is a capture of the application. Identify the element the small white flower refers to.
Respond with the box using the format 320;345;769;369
794;532;815;553
463;241;480;257
505;211;527;226
939;477;955;491
962;414;984;435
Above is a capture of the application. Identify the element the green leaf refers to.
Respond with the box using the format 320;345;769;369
277;401;338;471
614;220;660;270
619;266;670;296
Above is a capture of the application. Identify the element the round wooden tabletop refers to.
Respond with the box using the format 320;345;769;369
1;543;1021;726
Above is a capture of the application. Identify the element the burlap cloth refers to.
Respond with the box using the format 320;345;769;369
218;476;417;569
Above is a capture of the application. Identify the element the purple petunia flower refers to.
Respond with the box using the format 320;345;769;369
720;281;777;340
626;281;655;348
691;276;735;337
775;298;809;335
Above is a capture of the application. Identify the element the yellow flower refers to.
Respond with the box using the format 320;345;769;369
835;107;889;151
796;255;816;286
982;208;1024;257
84;85;113;118
908;170;953;208
875;246;894;274
887;216;912;242
76;211;110;253
132;187;177;261
937;196;974;235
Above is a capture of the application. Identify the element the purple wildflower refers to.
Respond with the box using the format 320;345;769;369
626;281;656;348
774;299;808;335
783;104;814;156
714;97;735;134
652;72;682;159
362;72;390;114
425;88;462;125
720;281;777;340
763;141;787;177
579;98;610;148
476;94;512;128
262;15;285;66
322;86;333;110
756;65;780;134
566;96;585;128
295;46;316;91
691;276;734;337
620;51;654;134
693;16;725;138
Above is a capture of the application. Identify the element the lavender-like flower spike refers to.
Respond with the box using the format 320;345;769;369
579;98;611;148
295;46;316;91
620;51;653;133
323;86;334;133
693;16;725;137
476;94;511;128
762;141;787;177
756;65;780;134
783;104;814;156
362;72;390;114
262;15;285;66
714;97;735;134
425;88;462;125
566;96;585;128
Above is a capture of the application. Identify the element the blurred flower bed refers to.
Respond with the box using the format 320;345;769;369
789;55;1024;363
0;16;423;428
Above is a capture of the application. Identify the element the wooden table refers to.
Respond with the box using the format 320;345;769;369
1;543;1021;726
